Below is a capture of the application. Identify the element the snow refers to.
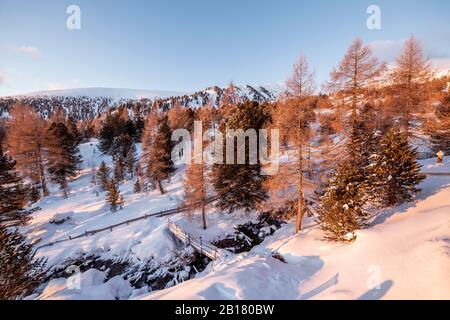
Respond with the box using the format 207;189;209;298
137;160;450;300
420;156;450;174
26;140;449;300
38;270;132;300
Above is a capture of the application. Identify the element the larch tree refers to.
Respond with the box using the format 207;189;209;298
329;38;385;156
183;106;211;230
268;55;316;234
168;101;195;132
391;36;433;141
5;105;49;197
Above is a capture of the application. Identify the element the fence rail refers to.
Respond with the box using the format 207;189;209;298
36;195;219;251
167;220;221;260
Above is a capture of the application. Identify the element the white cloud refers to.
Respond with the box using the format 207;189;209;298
0;73;5;85
17;45;41;57
1;45;42;58
368;39;405;63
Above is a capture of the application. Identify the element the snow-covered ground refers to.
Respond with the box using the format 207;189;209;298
24;141;450;300
142;173;450;300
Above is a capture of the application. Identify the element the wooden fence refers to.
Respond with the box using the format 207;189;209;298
36;195;219;251
167;220;221;260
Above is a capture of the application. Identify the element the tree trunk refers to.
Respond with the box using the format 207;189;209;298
201;199;206;230
38;158;49;197
296;144;304;234
157;180;165;194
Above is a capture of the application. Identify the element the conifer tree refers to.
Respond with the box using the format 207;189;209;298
391;36;433;140
428;92;450;154
106;179;124;212
329;38;385;157
96;161;111;191
0;149;32;226
46;122;82;198
66;116;83;145
141;113;174;194
0;224;45;300
374;128;426;206
5;105;49;197
98;113;127;154
111;134;137;180
183;107;211;229
268;55;316;233
212;101;271;213
317;160;368;241
317;112;379;241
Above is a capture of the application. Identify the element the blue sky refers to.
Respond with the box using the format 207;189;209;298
0;0;449;96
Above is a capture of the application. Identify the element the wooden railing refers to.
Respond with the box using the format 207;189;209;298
36;195;219;251
167;220;222;260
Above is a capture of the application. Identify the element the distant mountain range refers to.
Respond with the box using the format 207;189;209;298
0;85;283;121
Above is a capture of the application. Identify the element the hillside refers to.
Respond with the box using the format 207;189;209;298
0;84;282;122
21;140;450;300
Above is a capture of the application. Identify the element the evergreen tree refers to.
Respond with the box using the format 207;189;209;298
66;116;83;146
46;122;82;198
142;114;175;194
98;113;127;154
317;113;379;241
212;101;271;213
111;134;136;180
0;149;32;226
106;179;124;212
374;128;426;206
96;161;111;191
428;93;450;154
317;160;368;241
0;224;45;300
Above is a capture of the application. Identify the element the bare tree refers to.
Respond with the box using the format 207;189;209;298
269;55;316;234
183;106;212;230
391;36;433;140
329;38;386;148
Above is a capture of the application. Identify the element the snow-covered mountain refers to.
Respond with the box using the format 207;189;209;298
0;84;283;121
16;87;186;101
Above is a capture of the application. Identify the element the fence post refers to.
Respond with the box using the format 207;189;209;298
200;237;203;256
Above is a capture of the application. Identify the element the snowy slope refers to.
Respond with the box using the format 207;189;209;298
26;143;450;299
138;160;450;300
